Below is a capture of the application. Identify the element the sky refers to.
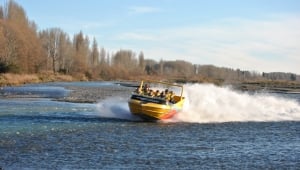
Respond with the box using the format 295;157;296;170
9;0;300;74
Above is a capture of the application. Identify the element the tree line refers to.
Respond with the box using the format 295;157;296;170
0;0;299;83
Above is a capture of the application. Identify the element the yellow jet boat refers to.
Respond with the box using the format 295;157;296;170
128;80;185;121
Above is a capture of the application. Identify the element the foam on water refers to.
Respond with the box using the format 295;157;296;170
95;97;140;121
172;84;300;123
95;84;300;123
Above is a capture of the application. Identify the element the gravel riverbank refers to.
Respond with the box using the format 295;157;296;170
0;82;137;103
56;84;135;103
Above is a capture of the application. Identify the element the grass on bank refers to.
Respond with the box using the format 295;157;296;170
0;72;74;86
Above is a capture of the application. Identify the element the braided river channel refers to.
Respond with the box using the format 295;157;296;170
0;82;299;169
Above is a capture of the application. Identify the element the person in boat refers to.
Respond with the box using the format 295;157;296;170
160;91;165;98
165;89;171;101
149;89;155;97
155;90;160;97
169;91;175;103
135;87;143;94
143;84;150;95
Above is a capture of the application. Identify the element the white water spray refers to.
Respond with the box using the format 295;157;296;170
95;97;140;121
172;84;300;123
95;84;300;123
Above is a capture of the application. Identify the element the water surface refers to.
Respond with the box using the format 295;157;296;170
0;82;299;169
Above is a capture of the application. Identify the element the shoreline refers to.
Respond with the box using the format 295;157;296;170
0;82;135;104
55;85;134;103
233;81;300;93
1;78;300;104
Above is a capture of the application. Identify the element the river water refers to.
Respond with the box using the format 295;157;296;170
0;82;299;169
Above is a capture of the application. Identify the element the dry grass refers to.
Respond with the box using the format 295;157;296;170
38;71;74;82
0;73;40;86
0;72;74;86
54;74;74;81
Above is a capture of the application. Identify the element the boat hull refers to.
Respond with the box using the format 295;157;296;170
128;95;184;121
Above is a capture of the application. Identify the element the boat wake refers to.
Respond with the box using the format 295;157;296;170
95;84;300;123
171;84;300;123
95;97;140;121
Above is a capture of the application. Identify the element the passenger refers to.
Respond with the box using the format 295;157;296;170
149;89;155;97
147;89;151;96
165;89;171;102
155;90;160;97
169;91;175;103
143;84;150;95
160;91;165;98
135;86;143;94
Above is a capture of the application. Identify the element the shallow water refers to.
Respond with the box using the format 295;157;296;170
0;82;299;169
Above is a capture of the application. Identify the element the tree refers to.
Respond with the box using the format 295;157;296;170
99;47;106;66
144;59;157;75
112;49;137;70
0;21;18;71
291;74;296;81
57;31;74;74
72;31;90;73
39;28;63;73
0;5;3;19
159;59;164;75
0;0;45;73
138;51;145;72
90;37;99;67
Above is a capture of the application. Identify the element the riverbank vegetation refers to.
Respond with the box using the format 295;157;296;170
0;72;73;86
1;0;299;88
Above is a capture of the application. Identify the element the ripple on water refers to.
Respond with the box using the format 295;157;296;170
0;82;299;169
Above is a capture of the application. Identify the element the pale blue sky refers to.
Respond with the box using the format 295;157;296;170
10;0;300;73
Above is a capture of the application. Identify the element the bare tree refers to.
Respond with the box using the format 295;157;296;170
39;28;66;73
99;47;106;66
112;49;137;70
72;31;90;73
138;51;145;72
0;0;45;73
57;32;74;74
90;37;99;67
0;6;3;19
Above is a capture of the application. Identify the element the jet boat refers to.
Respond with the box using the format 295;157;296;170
128;80;185;121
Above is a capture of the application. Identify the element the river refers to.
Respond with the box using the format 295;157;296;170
0;82;299;169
